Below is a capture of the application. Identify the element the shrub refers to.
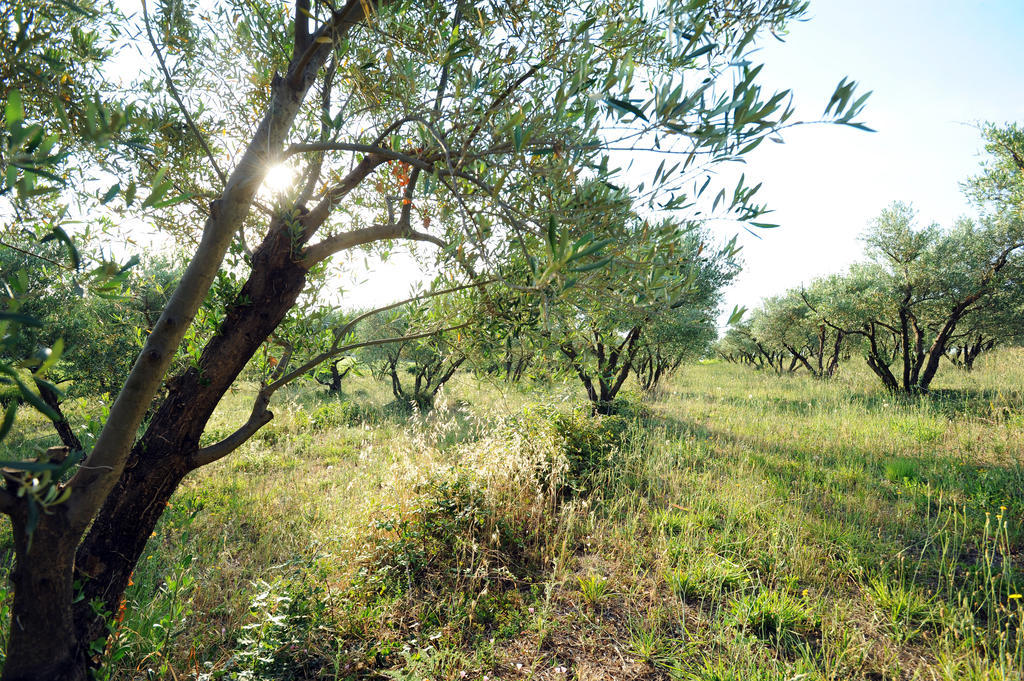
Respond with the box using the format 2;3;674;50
601;390;653;420
358;477;540;596
228;576;334;680
508;406;629;493
309;400;364;431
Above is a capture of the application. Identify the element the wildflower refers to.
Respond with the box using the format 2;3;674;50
1010;594;1022;600
528;607;535;614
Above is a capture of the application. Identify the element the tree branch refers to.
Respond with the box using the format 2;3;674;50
302;153;385;237
298;54;337;205
190;396;274;468
65;0;360;532
275;321;473;394
300;218;446;267
328;278;494;349
283;141;438;169
141;0;227;187
294;0;311;53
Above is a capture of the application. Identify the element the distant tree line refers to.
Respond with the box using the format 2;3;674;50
717;125;1024;393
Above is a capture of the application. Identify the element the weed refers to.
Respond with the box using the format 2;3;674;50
229;575;333;680
5;352;1018;679
867;574;935;643
627;619;681;672
730;590;816;651
885;457;920;483
382;645;472;681
578;573;612;608
666;554;747;602
652;508;690;536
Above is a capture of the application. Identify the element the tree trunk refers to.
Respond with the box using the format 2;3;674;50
785;344;816;377
825;331;843;378
324;360;344;392
898;303;913;391
916;311;965;392
35;379;83;451
3;510;86;681
5;5;389;673
389;359;404;401
560;344;599;405
72;223;310;648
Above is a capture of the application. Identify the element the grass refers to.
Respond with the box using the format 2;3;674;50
1;351;1023;679
577;574;612;608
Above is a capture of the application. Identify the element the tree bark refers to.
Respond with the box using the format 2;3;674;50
35;379;83;451
4;510;86;681
1;4;404;677
73;222;311;647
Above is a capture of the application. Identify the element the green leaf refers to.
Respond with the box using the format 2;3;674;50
442;47;473;67
9;161;63;184
40;225;81;269
842;121;876;133
605;97;648;122
0;458;67;473
0;402;17;442
5;90;25;126
151;192;194;209
124;180;137;207
0;312;42;327
573;237;615;259
0;367;57;421
100;182;120;204
141;167;170;208
49;0;95;16
34;339;64;377
687;42;716;60
570;256;613;273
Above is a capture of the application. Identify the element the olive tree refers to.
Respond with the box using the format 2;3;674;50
715;316;796;372
746;286;845;378
806;199;1024;393
362;303;469;410
550;216;737;413
634;305;717;392
0;1;869;678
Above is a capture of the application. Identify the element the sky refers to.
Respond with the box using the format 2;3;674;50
334;1;1024;321
717;0;1024;323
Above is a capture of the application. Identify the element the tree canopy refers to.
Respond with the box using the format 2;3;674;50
0;1;872;678
722;126;1024;393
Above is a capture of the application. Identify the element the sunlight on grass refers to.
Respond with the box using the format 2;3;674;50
2;350;1022;678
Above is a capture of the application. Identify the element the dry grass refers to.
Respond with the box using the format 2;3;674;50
1;351;1022;680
